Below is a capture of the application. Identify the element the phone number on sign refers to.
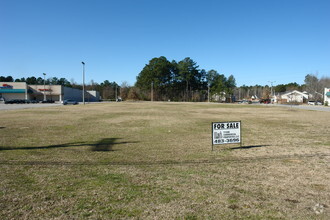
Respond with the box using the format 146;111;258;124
214;138;240;144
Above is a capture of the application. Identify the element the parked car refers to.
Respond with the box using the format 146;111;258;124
260;99;271;104
238;100;248;104
5;99;25;104
41;100;55;103
62;99;78;105
4;100;13;104
308;101;316;105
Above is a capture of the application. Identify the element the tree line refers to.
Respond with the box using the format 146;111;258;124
1;57;329;102
0;76;72;87
135;56;236;101
133;57;329;102
234;75;330;102
0;56;238;102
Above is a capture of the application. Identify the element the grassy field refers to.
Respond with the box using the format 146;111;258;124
0;102;329;219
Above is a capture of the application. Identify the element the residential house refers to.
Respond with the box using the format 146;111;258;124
324;88;330;105
279;90;309;103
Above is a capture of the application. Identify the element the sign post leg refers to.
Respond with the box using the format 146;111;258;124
240;120;242;147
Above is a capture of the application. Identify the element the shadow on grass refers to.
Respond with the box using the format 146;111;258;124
0;138;137;151
0;127;5;129
90;138;136;151
230;145;270;150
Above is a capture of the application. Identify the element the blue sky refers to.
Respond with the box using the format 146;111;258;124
1;0;329;86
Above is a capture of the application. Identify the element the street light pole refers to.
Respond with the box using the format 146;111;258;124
82;62;85;105
43;73;46;101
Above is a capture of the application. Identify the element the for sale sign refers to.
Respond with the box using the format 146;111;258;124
212;121;241;146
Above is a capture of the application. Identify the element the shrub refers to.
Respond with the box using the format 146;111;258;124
127;87;141;101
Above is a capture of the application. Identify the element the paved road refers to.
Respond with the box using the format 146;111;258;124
0;103;63;111
265;104;330;112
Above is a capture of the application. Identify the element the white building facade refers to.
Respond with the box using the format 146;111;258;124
325;88;330;105
280;90;309;103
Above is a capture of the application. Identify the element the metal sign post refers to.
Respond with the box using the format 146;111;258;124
212;121;242;151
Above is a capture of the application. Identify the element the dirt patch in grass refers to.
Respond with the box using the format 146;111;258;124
0;102;329;219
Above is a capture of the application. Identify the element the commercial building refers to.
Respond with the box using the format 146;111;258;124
0;82;99;102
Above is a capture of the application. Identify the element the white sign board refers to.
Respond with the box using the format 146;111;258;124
212;121;241;146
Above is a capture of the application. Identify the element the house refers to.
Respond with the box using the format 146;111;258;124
251;95;259;100
324;88;330;105
280;90;309;103
212;92;226;102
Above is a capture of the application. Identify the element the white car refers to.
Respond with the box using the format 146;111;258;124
62;99;78;105
308;101;322;105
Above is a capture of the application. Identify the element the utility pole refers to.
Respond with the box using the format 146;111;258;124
43;73;46;101
268;81;276;96
151;82;154;102
208;84;210;102
239;87;241;100
115;85;117;101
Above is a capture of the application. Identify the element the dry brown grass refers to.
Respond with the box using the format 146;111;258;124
0;102;329;219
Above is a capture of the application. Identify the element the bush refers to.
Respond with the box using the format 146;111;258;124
325;101;328;106
127;87;141;101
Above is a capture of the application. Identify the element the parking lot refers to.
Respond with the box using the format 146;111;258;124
0;103;63;111
274;104;330;112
